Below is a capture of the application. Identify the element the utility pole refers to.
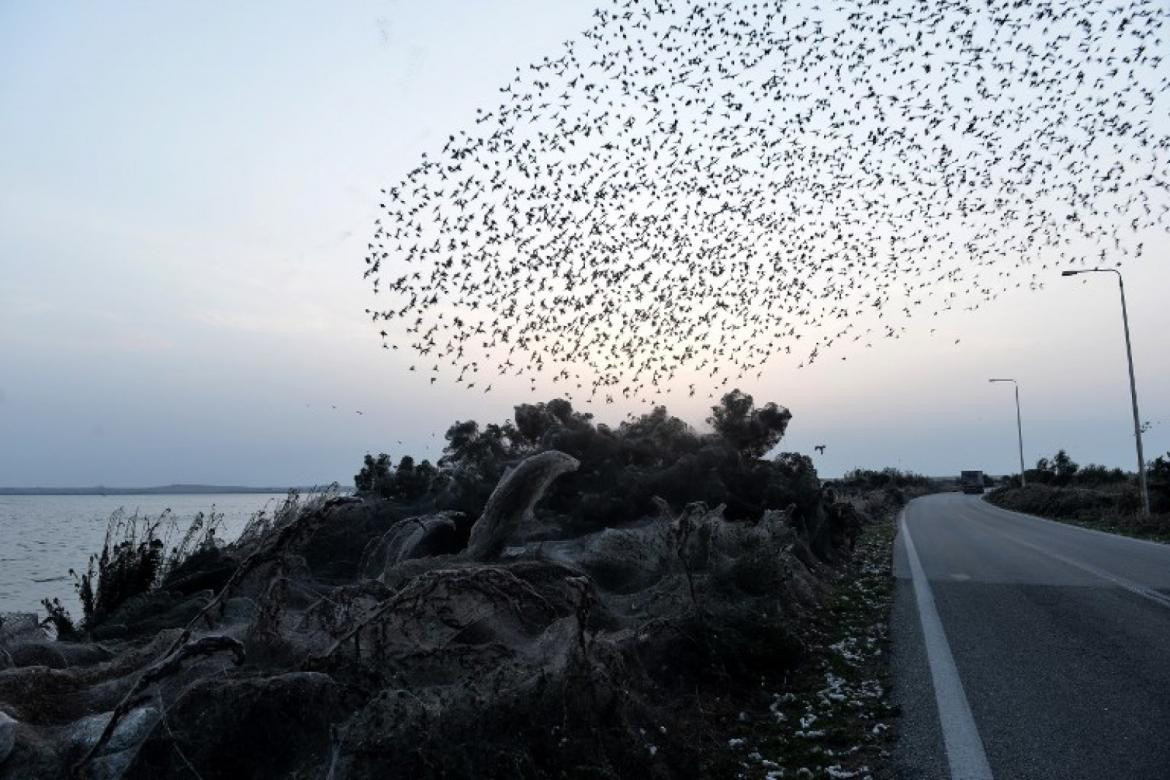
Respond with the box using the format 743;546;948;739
989;378;1026;487
1061;269;1150;516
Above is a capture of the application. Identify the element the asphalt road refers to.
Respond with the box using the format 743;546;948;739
891;492;1170;780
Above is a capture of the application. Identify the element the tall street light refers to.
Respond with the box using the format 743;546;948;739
1061;268;1150;516
989;378;1026;487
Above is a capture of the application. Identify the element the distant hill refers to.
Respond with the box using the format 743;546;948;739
0;484;339;496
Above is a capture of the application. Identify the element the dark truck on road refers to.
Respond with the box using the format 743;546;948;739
960;470;985;494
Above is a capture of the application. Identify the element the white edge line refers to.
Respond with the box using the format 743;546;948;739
982;526;1170;611
901;510;994;780
978;495;1169;551
968;497;1170;610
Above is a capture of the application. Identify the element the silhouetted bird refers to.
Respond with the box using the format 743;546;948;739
361;0;1169;405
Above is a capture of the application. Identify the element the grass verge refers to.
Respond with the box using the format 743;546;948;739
711;513;898;779
985;486;1170;545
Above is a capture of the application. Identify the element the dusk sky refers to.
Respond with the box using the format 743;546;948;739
2;1;1167;487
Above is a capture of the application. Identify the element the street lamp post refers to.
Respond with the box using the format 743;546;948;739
1061;268;1150;516
989;378;1026;487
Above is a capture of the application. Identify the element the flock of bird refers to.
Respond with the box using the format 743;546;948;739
364;0;1169;404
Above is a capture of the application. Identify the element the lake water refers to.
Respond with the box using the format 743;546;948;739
0;493;290;617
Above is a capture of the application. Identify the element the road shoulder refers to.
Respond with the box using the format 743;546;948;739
717;512;901;778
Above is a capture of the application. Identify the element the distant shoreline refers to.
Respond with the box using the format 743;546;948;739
0;484;337;496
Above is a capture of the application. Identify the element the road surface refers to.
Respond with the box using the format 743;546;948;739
892;492;1170;779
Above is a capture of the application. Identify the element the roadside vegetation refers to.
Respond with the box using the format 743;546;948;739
38;495;325;642
710;495;903;779
10;390;930;778
987;449;1170;541
40;507;224;640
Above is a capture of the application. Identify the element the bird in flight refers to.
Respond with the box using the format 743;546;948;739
361;0;1169;406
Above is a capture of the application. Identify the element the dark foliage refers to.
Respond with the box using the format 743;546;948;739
40;507;225;638
987;483;1126;521
1027;449;1081;486
355;390;818;527
63;511;171;633
1024;449;1133;488
993;450;1170;533
354;453;392;492
19;393;918;780
1019;450;1169;510
706;389;792;459
355;453;443;502
1146;453;1170;513
836;467;931;491
38;597;82;641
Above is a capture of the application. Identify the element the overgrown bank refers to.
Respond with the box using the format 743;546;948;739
706;494;902;779
986;483;1170;543
986;449;1170;542
3;392;921;778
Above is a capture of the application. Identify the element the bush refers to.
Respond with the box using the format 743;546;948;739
1006;450;1170;516
1076;464;1129;485
1150;453;1170;513
355;390;819;528
355;453;442;502
987;484;1117;521
837;468;930;491
41;506;224;637
706;389;792;458
354;453;392;493
1029;449;1129;488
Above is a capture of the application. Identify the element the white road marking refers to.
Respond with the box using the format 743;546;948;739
986;529;1170;611
901;511;994;780
958;498;1170;610
977;496;1170;551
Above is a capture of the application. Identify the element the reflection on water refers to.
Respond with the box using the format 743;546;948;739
0;494;289;616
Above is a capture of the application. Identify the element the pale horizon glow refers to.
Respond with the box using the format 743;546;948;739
1;2;1167;487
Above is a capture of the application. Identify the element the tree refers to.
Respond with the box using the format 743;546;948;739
1051;449;1079;485
1150;453;1170;485
513;400;594;448
353;392;804;526
440;421;511;471
395;457;438;500
707;389;792;458
1148;454;1170;513
355;453;393;494
617;406;700;467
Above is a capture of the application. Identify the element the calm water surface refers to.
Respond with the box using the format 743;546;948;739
0;493;289;616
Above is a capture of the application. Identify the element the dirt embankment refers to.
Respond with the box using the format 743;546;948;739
1;455;913;779
986;484;1170;543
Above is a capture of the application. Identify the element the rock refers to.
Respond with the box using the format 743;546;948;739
6;640;110;672
67;705;159;780
54;642;114;669
327;623;666;780
88;592;176;641
126;672;345;779
68;705;158;755
142;591;213;632
301;497;401;581
465;450;580;560
360;511;469;577
0;665;87;723
534;521;672;593
0;614;45;647
221;597;256;624
0;709;15;765
160;546;238;596
91;590;213;641
6;643;69;670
